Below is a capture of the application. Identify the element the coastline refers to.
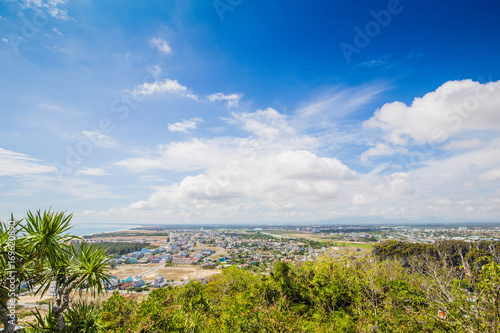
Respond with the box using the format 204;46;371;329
72;224;142;237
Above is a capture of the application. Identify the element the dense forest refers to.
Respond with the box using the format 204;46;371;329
73;241;150;256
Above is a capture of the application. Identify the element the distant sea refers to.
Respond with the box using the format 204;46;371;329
70;224;142;236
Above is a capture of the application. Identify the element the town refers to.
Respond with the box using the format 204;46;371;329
74;223;500;293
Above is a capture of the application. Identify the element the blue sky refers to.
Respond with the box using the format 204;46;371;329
1;0;500;226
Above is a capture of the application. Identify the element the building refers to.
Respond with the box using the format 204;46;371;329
173;257;196;265
151;275;168;288
118;280;133;290
132;276;145;288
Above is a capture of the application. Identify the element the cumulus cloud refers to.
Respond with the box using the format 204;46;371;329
364;80;500;145
207;93;242;108
88;88;500;223
130;79;198;101
125;149;358;212
168;118;203;133
150;37;172;55
0;148;56;176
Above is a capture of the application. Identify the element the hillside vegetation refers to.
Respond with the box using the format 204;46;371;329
95;241;500;332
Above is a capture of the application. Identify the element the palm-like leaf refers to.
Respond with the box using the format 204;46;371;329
22;209;79;270
28;305;59;332
64;301;106;333
69;242;112;297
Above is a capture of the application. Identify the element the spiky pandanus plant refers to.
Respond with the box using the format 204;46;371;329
34;241;111;331
1;210;111;333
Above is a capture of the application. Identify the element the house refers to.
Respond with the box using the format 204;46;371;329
132;276;145;288
118;280;133;290
160;255;173;261
106;276;119;289
202;262;216;267
151;275;168;288
173;257;194;265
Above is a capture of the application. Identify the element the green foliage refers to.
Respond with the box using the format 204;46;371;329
1;209;111;333
63;301;105;333
27;301;105;333
94;242;150;256
23;209;77;270
94;244;500;332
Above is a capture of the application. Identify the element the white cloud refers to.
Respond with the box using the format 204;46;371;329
437;199;452;205
352;193;380;205
227;108;296;140
125;149;358;212
131;79;198;101
207;93;242;108
364;79;500;145
52;27;63;36
150;37;172;55
82;130;117;148
168;118;203;133
75;167;108;176
11;174;121;199
74;94;500;223
117;138;231;172
443;139;484;151
112;108;365;221
20;0;71;20
360;143;407;162
294;83;387;126
1;38;8;43
0;148;56;176
478;168;500;182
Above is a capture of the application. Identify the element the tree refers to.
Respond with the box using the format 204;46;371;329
34;242;111;331
0;209;111;332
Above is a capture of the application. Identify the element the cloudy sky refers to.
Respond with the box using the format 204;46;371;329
1;0;500;226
